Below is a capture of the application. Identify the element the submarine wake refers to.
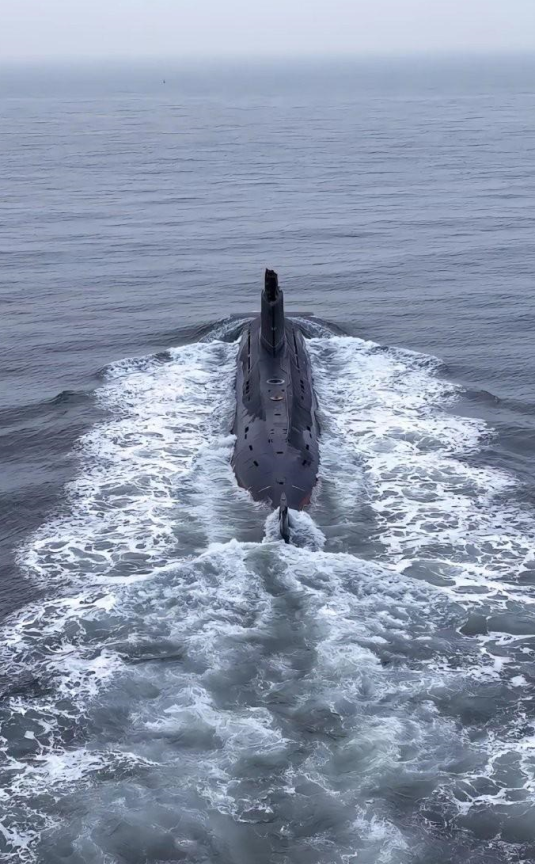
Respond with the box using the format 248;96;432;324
1;321;532;864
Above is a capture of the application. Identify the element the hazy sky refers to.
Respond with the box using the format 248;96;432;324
2;0;534;62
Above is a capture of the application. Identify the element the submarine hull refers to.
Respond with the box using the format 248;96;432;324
232;276;320;512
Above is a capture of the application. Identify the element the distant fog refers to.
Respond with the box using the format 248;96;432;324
2;0;534;62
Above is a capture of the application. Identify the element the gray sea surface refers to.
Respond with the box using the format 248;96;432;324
0;56;534;863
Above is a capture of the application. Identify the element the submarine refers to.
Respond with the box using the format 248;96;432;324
232;269;320;542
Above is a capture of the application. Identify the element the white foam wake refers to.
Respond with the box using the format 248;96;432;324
308;336;533;606
18;339;239;587
1;326;532;864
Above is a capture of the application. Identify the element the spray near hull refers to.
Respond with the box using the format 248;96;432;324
232;270;320;539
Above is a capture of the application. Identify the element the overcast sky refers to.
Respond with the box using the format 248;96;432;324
1;0;534;62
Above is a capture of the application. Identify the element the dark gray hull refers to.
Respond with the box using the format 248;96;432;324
232;271;320;515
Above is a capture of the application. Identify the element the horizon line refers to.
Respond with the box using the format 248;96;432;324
0;49;533;67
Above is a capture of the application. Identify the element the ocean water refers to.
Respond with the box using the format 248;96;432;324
0;56;533;864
